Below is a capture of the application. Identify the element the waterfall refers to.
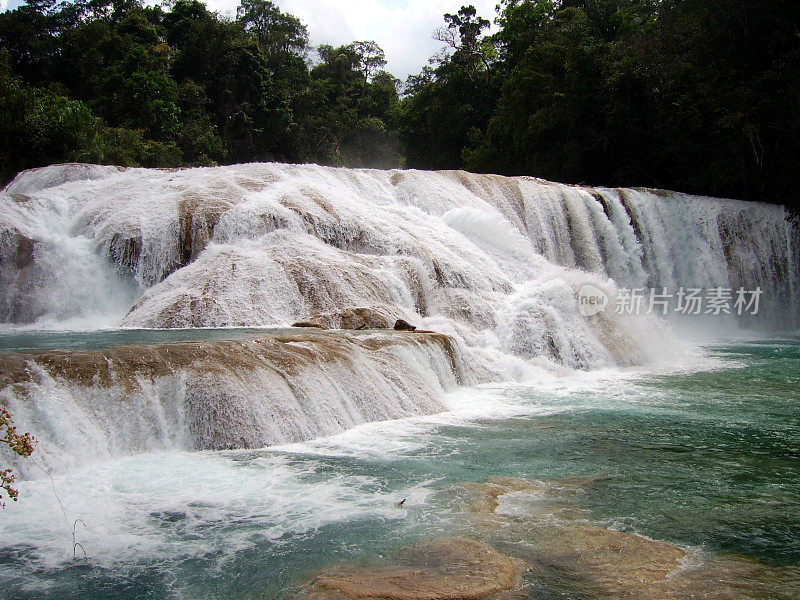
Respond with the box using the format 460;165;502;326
0;162;797;468
0;331;471;474
2;163;795;334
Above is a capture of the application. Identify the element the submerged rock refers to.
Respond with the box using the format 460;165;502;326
278;476;800;600
458;476;800;600
461;477;687;598
303;538;522;600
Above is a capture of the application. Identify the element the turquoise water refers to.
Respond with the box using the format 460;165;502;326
1;338;798;599
0;327;301;352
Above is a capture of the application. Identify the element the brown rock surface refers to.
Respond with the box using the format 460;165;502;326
394;319;417;331
306;538;522;600
0;330;456;392
292;321;326;329
310;307;394;330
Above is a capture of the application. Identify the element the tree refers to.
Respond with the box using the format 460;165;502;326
1;53;101;179
0;0;61;84
296;41;399;167
3;0;797;211
434;5;494;82
349;40;386;82
165;0;293;162
464;3;612;180
236;0;308;55
1;405;35;508
396;5;499;170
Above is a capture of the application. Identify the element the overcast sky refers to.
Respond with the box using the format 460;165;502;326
1;0;500;79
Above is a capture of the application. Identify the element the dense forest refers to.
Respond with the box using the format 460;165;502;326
1;0;798;209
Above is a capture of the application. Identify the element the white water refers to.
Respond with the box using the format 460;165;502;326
0;366;670;578
2;163;795;334
0;332;470;475
0;162;797;473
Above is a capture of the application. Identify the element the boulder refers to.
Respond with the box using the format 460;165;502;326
394;318;417;331
311;307;393;330
307;538;521;600
292;321;326;329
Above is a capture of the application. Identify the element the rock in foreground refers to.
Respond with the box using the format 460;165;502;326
305;538;521;600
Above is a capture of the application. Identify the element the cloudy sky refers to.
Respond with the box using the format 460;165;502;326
1;0;500;79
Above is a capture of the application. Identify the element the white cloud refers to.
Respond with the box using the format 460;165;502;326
2;0;500;79
206;0;499;79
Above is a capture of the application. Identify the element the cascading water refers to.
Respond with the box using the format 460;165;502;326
0;331;469;475
0;177;138;328
2;163;795;333
2;163;799;600
0;162;797;472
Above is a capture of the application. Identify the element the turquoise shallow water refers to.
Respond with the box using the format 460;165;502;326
0;337;798;599
0;327;298;352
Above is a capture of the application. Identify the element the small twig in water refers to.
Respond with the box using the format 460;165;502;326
32;458;89;561
32;458;70;529
73;519;87;560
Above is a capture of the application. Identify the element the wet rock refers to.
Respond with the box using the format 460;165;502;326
109;234;142;275
340;308;391;330
311;307;393;330
304;538;522;600
523;524;687;600
0;331;462;456
0;229;43;322
394;318;417;331
459;478;686;598
179;192;233;265
670;553;800;600
461;475;607;517
292;321;326;329
14;234;35;269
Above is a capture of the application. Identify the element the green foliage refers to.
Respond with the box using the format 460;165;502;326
0;0;400;175
1;57;103;178
1;0;798;210
237;0;307;55
0;49;181;180
400;0;800;210
396;4;499;170
465;4;611;181
97;128;182;167
297;42;400;167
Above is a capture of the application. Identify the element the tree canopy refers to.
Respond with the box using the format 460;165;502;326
0;0;400;176
401;0;800;210
1;0;798;210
